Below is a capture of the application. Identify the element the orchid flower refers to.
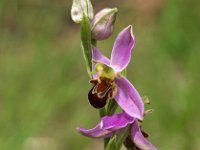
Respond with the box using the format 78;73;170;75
88;25;144;120
77;112;157;150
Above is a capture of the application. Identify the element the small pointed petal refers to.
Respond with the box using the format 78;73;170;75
92;46;110;66
131;121;157;150
110;25;135;72
115;77;144;120
101;113;135;131
77;125;113;138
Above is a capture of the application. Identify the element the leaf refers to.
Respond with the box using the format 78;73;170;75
80;14;92;77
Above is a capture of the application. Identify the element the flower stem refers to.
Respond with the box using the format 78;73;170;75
115;125;131;150
104;138;110;149
99;107;106;117
107;99;118;116
105;125;131;150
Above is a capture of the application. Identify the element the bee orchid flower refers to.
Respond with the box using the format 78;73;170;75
77;113;157;150
88;25;144;120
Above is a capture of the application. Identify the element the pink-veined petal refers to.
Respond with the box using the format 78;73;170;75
77;113;134;138
92;46;111;79
101;112;134;131
131;121;157;150
77;124;114;138
115;76;144;120
110;25;135;72
114;87;142;120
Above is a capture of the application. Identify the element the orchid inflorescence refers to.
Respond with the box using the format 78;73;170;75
71;0;157;149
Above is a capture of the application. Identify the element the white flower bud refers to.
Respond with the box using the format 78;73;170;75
71;0;94;23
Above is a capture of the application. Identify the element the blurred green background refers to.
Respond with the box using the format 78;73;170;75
0;0;199;149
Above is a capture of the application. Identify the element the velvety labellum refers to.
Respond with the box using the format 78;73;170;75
88;77;117;108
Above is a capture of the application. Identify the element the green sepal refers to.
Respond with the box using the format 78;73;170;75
80;14;92;77
121;69;127;76
115;125;131;150
106;125;131;150
105;136;117;150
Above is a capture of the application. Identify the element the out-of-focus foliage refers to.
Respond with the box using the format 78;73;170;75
0;0;199;150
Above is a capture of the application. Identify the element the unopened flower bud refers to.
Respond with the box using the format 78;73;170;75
71;0;93;23
91;8;118;40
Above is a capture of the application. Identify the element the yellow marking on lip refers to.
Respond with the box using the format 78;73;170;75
95;63;116;80
97;78;102;84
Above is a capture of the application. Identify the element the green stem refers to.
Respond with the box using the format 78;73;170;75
107;100;118;116
104;100;118;148
115;125;131;150
105;125;131;150
99;107;106;118
104;138;110;149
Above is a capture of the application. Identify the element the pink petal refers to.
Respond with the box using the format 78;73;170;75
115;76;144;120
77;113;134;138
131;121;157;150
92;46;111;79
101;112;134;131
110;25;135;72
77;125;113;138
92;46;110;66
